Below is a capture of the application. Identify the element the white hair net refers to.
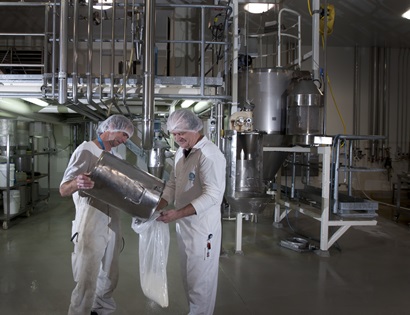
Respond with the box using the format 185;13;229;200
166;109;203;133
96;114;134;138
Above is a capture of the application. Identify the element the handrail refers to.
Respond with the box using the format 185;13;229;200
0;2;233;105
277;8;301;68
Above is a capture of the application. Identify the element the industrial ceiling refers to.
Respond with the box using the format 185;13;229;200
284;0;410;48
1;0;410;123
2;0;410;47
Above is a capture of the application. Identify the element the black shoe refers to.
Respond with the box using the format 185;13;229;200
91;312;98;315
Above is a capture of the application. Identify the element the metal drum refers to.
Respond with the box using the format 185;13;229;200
83;151;165;222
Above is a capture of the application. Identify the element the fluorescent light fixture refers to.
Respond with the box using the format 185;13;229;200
85;0;113;10
194;101;212;112
402;9;410;20
180;100;195;108
22;98;49;107
244;3;274;14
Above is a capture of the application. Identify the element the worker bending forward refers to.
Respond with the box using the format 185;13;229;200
156;109;226;315
60;115;134;315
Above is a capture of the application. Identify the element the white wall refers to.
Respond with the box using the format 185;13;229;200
299;46;409;191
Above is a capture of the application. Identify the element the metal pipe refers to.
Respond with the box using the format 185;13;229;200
369;47;378;159
332;137;341;214
322;0;327;135
72;0;79;103
58;0;68;104
99;6;104;103
396;49;402;155
200;7;205;96
142;0;156;150
353;46;361;153
231;0;239;114
223;7;230;96
0;33;46;36
0;2;50;6
353;46;360;134
86;0;93;105
382;48;389;150
88;121;94;141
51;0;57;99
311;0;320;83
216;101;224;150
110;0;116;101
348;140;353;196
291;152;296;199
122;0;128;105
402;48;410;154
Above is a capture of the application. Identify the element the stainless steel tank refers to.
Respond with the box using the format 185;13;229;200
286;78;324;145
238;67;293;133
147;147;166;179
146;140;170;179
238;67;293;181
224;130;271;214
82;151;165;222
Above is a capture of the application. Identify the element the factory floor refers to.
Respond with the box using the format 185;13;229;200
1;190;410;315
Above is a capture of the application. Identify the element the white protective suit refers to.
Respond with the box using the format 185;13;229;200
60;141;122;315
161;136;226;315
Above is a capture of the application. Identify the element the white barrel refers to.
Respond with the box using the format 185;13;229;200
3;190;21;215
0;119;17;152
0;163;15;187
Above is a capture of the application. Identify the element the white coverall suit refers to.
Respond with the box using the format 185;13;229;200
161;136;226;315
60;141;122;315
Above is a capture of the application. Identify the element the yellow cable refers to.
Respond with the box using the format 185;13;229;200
308;1;345;135
327;73;347;134
307;0;312;16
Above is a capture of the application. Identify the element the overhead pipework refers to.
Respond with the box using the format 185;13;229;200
0;1;233;125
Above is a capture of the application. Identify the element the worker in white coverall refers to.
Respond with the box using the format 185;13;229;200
59;115;134;315
156;109;226;315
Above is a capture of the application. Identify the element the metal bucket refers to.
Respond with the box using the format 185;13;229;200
83;151;165;222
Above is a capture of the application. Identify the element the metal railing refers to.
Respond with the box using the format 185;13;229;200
0;1;233;116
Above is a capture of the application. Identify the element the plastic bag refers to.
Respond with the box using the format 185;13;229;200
131;213;170;308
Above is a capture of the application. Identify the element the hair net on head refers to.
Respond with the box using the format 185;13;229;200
97;114;134;138
167;109;203;133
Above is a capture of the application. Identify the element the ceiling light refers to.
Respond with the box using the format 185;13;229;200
244;3;274;14
402;9;410;20
85;0;113;11
22;98;49;107
180;100;195;108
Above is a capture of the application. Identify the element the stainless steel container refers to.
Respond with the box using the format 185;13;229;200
16;121;30;153
238;67;293;134
147;147;166;179
224;130;271;214
83;151;165;221
16;156;32;172
238;68;293;179
286;79;324;145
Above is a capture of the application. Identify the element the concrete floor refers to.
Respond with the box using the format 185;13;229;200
1;191;410;315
